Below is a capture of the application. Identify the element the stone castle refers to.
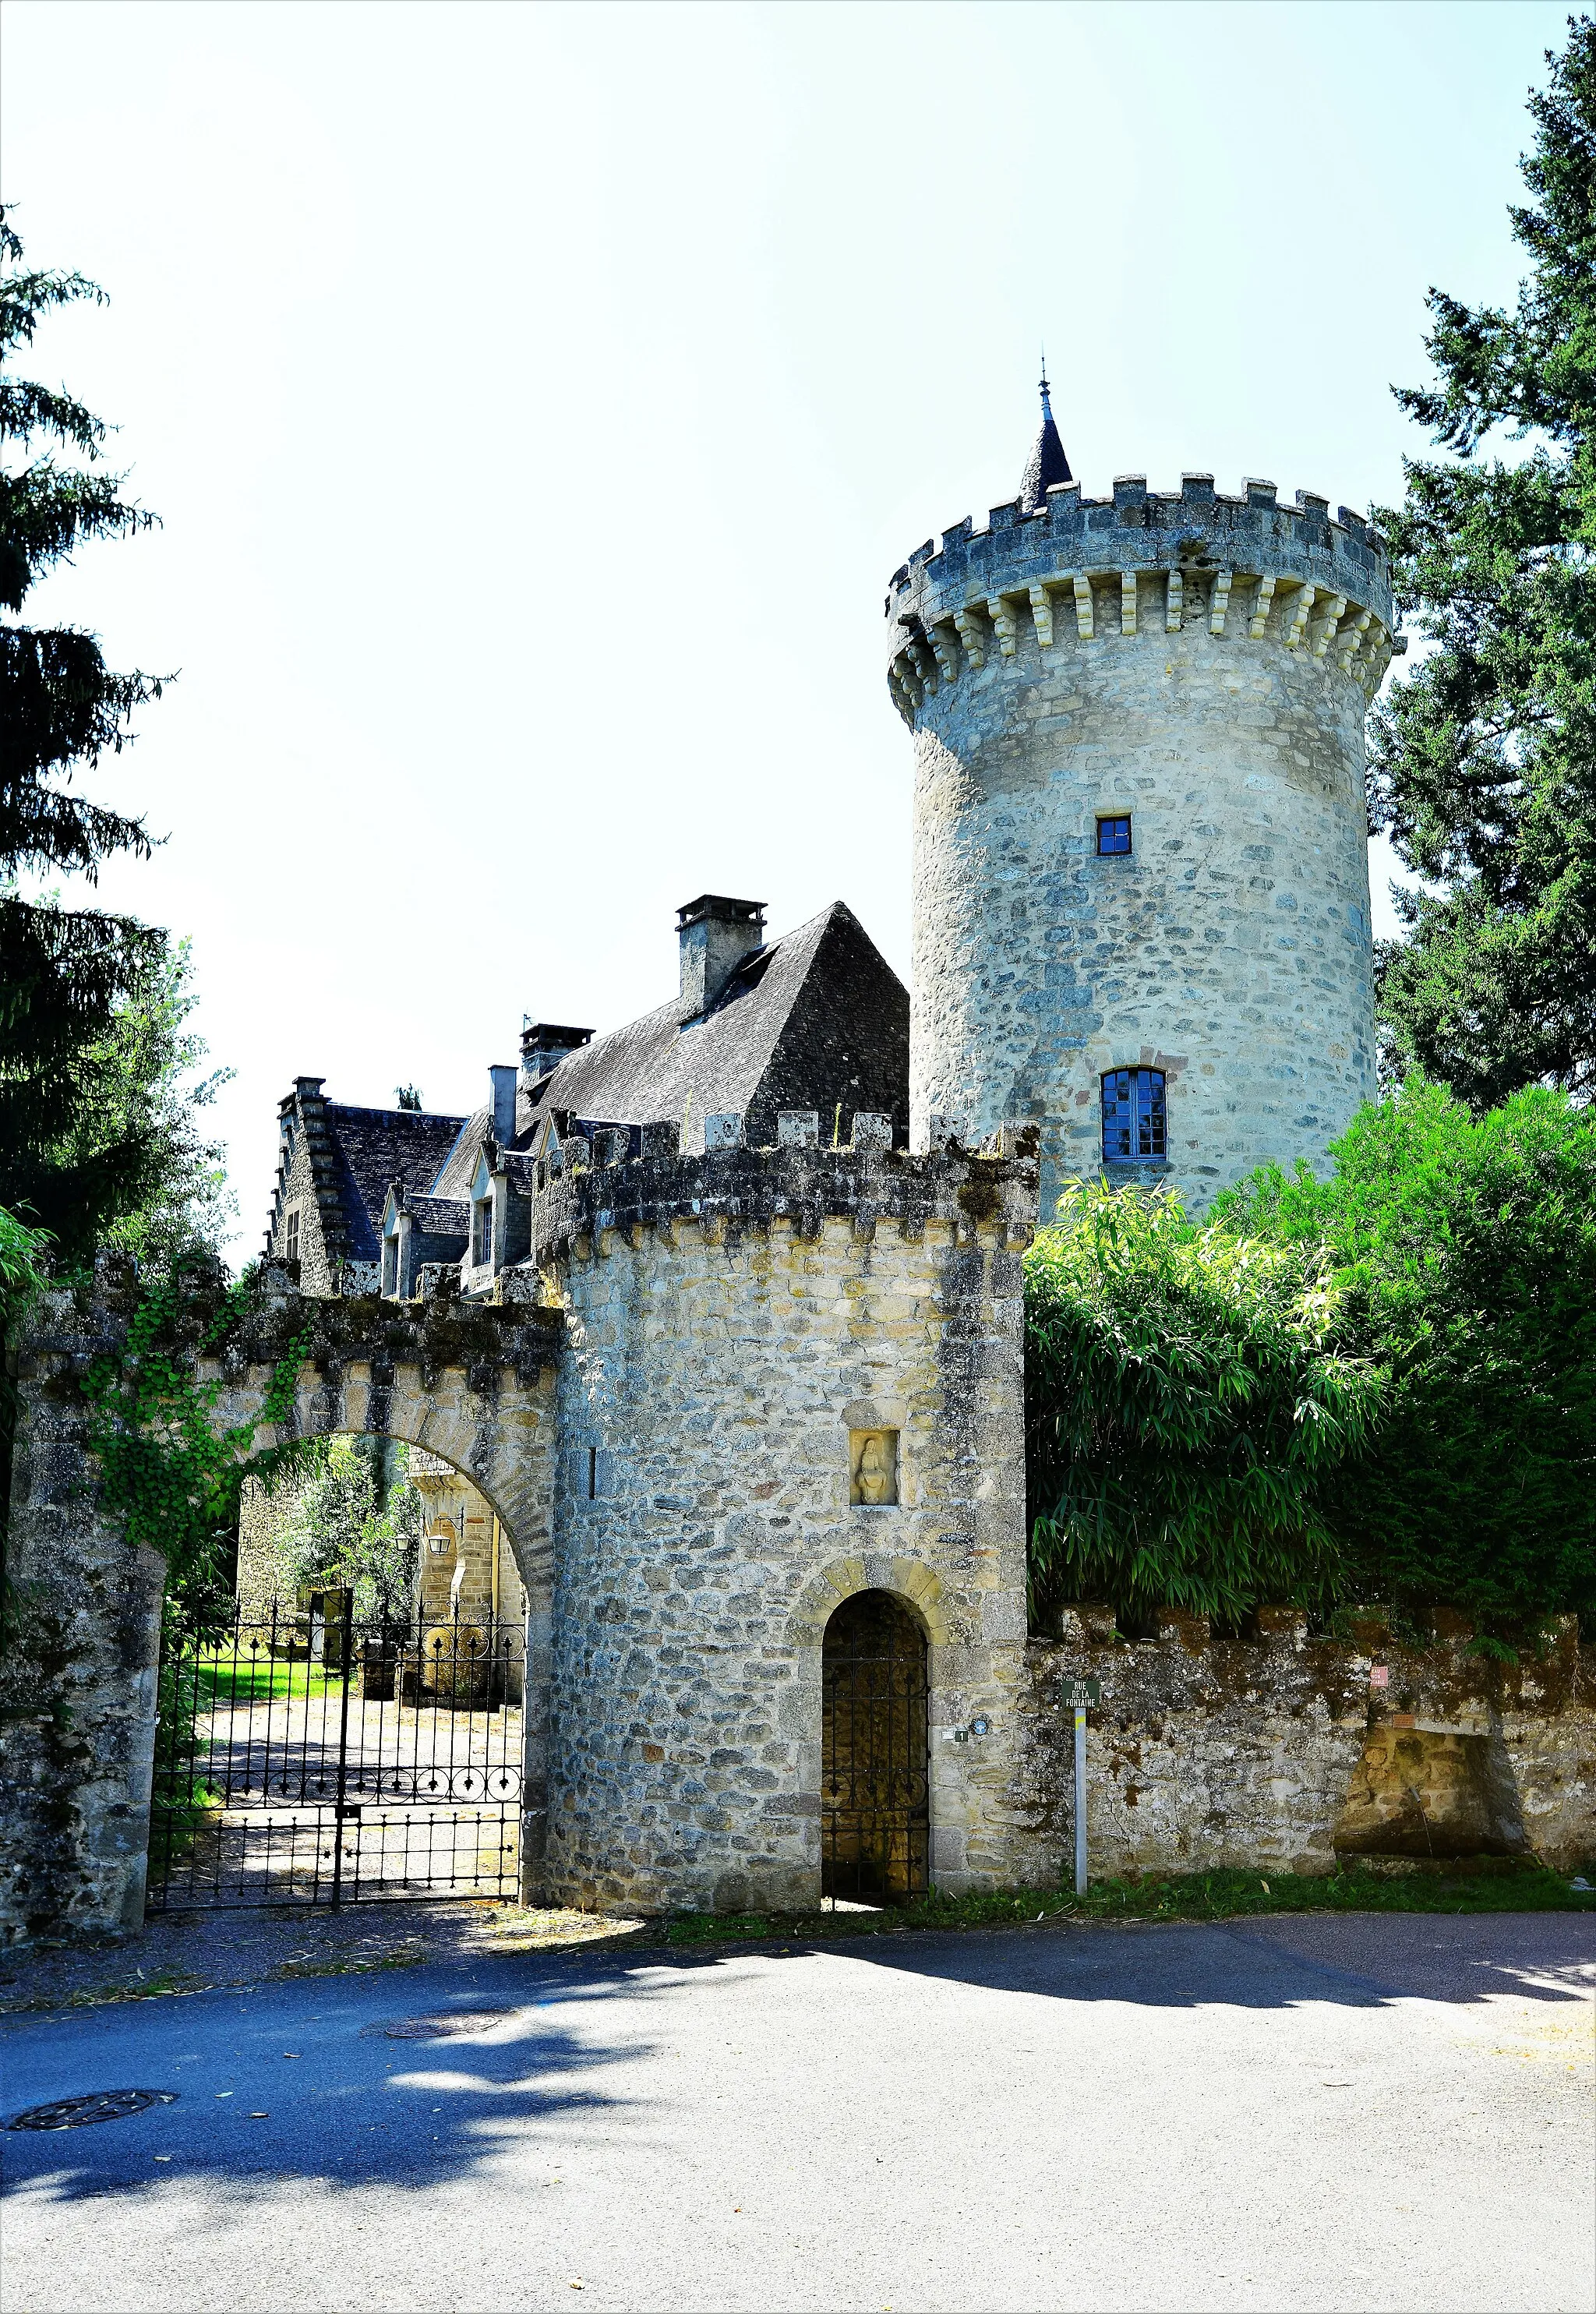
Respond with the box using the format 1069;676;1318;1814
237;393;1586;1917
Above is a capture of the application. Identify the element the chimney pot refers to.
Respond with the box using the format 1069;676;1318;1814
676;894;766;1015
519;1021;593;1086
489;1065;517;1146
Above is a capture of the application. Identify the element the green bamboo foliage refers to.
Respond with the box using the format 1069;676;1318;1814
1218;1081;1596;1631
1024;1182;1381;1629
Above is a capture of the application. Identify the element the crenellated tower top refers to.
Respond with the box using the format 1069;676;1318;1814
885;469;1400;726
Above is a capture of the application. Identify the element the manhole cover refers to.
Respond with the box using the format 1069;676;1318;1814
9;2090;177;2132
370;2008;520;2040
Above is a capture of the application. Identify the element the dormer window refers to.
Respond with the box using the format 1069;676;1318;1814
382;1233;398;1296
468;1144;499;1273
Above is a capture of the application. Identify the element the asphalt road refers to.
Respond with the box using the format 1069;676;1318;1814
2;1911;1591;2313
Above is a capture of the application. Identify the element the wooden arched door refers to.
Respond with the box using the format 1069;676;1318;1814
821;1590;930;1901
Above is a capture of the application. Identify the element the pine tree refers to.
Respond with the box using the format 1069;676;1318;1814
1;206;172;1253
1371;18;1596;1106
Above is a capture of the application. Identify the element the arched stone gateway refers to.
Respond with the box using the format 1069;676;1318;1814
0;1263;563;1941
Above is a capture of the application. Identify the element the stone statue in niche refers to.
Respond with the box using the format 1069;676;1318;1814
850;1429;899;1507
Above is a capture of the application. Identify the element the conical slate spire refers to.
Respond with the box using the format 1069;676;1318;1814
1017;362;1072;514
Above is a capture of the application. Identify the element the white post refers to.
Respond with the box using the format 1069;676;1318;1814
1073;1705;1088;1895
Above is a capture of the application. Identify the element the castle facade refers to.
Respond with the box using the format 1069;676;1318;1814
262;399;1424;1913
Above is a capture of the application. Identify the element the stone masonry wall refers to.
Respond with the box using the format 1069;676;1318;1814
235;1468;314;1619
534;1133;1047;1913
1016;1609;1594;1878
890;484;1389;1215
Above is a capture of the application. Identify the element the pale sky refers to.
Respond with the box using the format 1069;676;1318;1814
2;0;1570;1267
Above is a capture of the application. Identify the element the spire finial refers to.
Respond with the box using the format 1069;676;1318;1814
1018;355;1071;514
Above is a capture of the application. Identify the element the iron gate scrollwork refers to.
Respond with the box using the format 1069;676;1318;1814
821;1589;930;1902
147;1601;525;1909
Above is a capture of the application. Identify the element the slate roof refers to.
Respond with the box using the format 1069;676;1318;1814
404;1195;470;1238
323;1105;468;1259
429;900;908;1198
1018;373;1072;515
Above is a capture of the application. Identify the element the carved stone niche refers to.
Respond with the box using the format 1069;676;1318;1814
849;1428;899;1507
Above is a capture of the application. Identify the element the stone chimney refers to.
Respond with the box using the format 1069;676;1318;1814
676;894;766;1016
489;1065;517;1146
520;1021;593;1086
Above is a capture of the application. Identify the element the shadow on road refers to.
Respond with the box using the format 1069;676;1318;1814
0;1968;662;2207
2;1910;1590;2212
790;1906;1596;2012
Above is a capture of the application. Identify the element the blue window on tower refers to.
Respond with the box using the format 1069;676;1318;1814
1102;1069;1167;1161
1096;814;1132;856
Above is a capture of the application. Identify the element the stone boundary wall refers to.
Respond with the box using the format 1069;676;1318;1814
1016;1608;1594;1878
2;1282;166;1941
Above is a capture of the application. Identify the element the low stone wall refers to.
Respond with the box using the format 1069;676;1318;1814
1016;1609;1595;1878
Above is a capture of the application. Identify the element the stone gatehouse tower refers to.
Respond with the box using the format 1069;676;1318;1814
888;378;1398;1214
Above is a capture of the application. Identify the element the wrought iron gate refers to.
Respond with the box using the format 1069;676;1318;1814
147;1601;524;1909
821;1589;930;1902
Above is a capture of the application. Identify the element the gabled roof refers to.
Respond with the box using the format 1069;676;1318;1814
322;1104;467;1259
428;899;908;1197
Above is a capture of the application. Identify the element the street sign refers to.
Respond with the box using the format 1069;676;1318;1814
1061;1677;1101;1709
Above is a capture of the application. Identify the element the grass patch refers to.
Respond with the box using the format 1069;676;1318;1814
178;1653;345;1709
662;1860;1596;1947
147;1789;224;1870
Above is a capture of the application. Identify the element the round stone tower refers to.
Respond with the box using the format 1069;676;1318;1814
887;391;1397;1214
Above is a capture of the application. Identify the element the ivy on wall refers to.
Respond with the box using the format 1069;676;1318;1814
83;1267;311;1625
